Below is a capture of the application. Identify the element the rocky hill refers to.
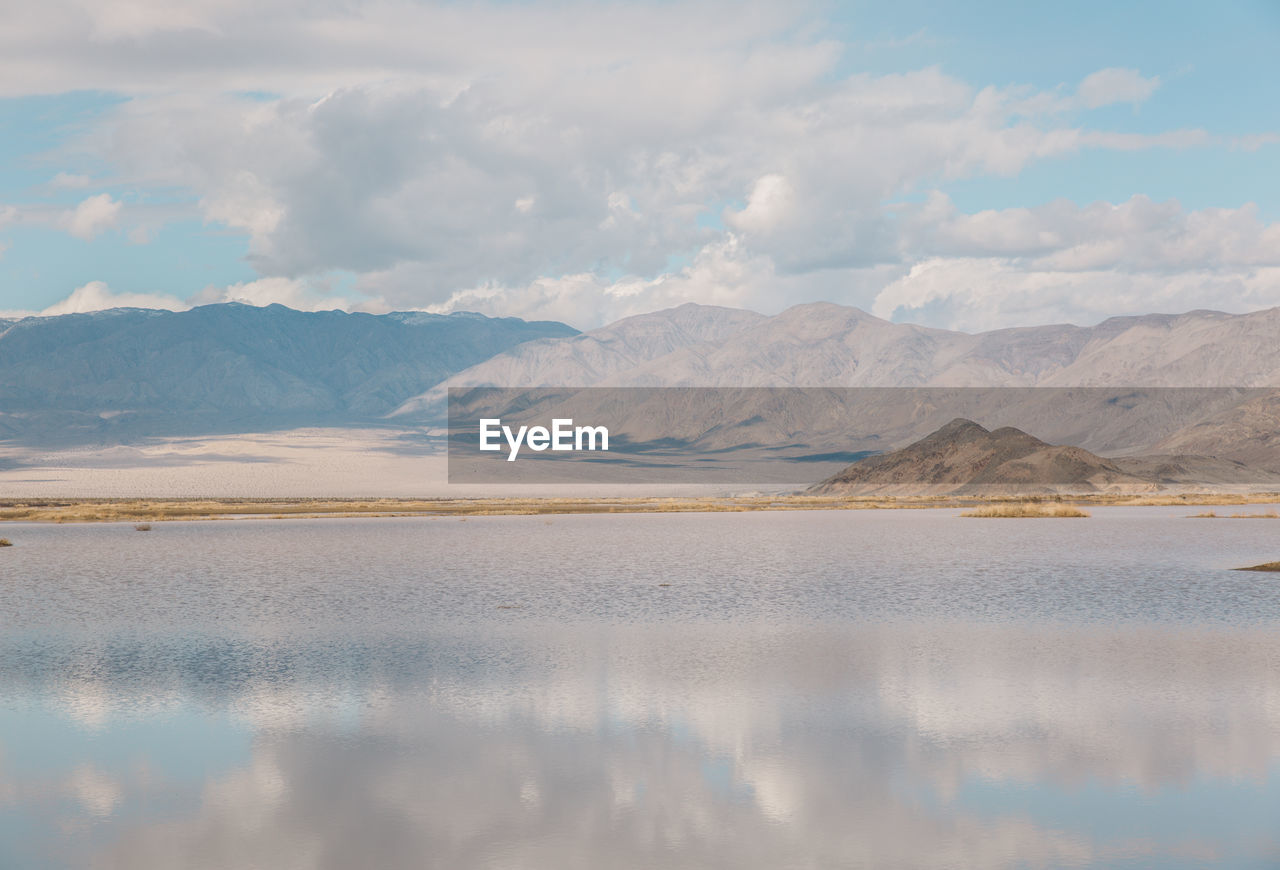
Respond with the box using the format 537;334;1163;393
811;419;1155;493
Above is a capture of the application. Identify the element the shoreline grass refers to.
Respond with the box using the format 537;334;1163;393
2;491;1275;524
1190;510;1280;518
1237;561;1280;572
960;504;1090;518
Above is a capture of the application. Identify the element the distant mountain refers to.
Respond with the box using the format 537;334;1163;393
601;303;1280;388
390;303;764;419
404;301;1280;465
7;298;1280;462
415;302;1280;392
1150;391;1280;464
0;303;576;443
811;419;1152;494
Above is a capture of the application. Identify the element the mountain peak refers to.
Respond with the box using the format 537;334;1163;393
811;418;1139;493
923;418;989;442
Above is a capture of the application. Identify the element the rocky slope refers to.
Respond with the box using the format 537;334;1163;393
0;303;575;443
402;302;1280;464
599;303;1280;389
401;301;1280;394
390;303;764;418
811;419;1153;493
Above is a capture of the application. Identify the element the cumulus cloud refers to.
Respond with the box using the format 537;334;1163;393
91;62;1213;311
63;193;122;240
871;258;1280;333
23;276;389;318
725;174;796;234
1076;67;1160;109
905;193;1280;270
3;1;1275;330
414;235;898;327
40;280;186;315
49;171;91;189
0;0;814;97
192;276;390;313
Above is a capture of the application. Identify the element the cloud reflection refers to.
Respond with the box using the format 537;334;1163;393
2;623;1279;868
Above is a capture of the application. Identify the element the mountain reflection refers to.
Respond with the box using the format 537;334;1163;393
3;622;1279;869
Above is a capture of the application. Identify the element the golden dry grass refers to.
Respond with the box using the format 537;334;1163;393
961;504;1090;518
1237;561;1280;572
0;491;1276;524
0;538;11;547
1190;510;1280;519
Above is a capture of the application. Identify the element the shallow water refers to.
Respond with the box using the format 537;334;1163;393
2;507;1280;868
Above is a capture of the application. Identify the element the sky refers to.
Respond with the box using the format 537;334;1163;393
0;0;1278;331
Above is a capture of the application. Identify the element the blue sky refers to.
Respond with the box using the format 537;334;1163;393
0;0;1277;330
836;0;1280;212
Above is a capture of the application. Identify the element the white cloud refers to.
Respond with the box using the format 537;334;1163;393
864;193;1280;330
724;174;795;234
63;193;122;240
0;0;815;97
192;276;390;313
1234;133;1280;152
0;2;1272;331
40;280;186;315
416;235;897;328
905;193;1280;270
1076;68;1160;109
871;257;1280;333
90;62;1214;305
50;171;91;189
27;276;386;318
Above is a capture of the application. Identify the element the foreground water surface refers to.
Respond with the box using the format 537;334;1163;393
2;507;1280;868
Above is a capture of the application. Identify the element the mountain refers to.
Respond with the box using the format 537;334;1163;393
601;303;1280;388
408;301;1280;465
1149;391;1280;464
0;303;576;443
811;419;1153;494
416;302;1280;392
390;303;764;419
7;298;1280;464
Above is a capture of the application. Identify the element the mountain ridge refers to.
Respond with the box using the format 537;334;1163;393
391;303;1280;418
5;299;1280;463
0;302;577;443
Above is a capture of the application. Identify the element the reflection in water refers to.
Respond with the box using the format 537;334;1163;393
4;511;1280;868
3;624;1280;869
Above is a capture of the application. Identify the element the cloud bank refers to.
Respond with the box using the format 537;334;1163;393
2;0;1278;328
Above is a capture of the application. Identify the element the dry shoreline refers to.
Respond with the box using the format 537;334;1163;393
4;492;1280;524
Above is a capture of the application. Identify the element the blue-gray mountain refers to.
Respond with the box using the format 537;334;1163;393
5;300;1280;466
0;303;575;443
400;302;1280;469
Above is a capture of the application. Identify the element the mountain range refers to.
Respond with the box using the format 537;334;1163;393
3;300;1279;470
400;302;1280;403
0;303;575;443
399;301;1280;470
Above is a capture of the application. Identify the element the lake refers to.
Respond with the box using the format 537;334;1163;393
2;507;1280;868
